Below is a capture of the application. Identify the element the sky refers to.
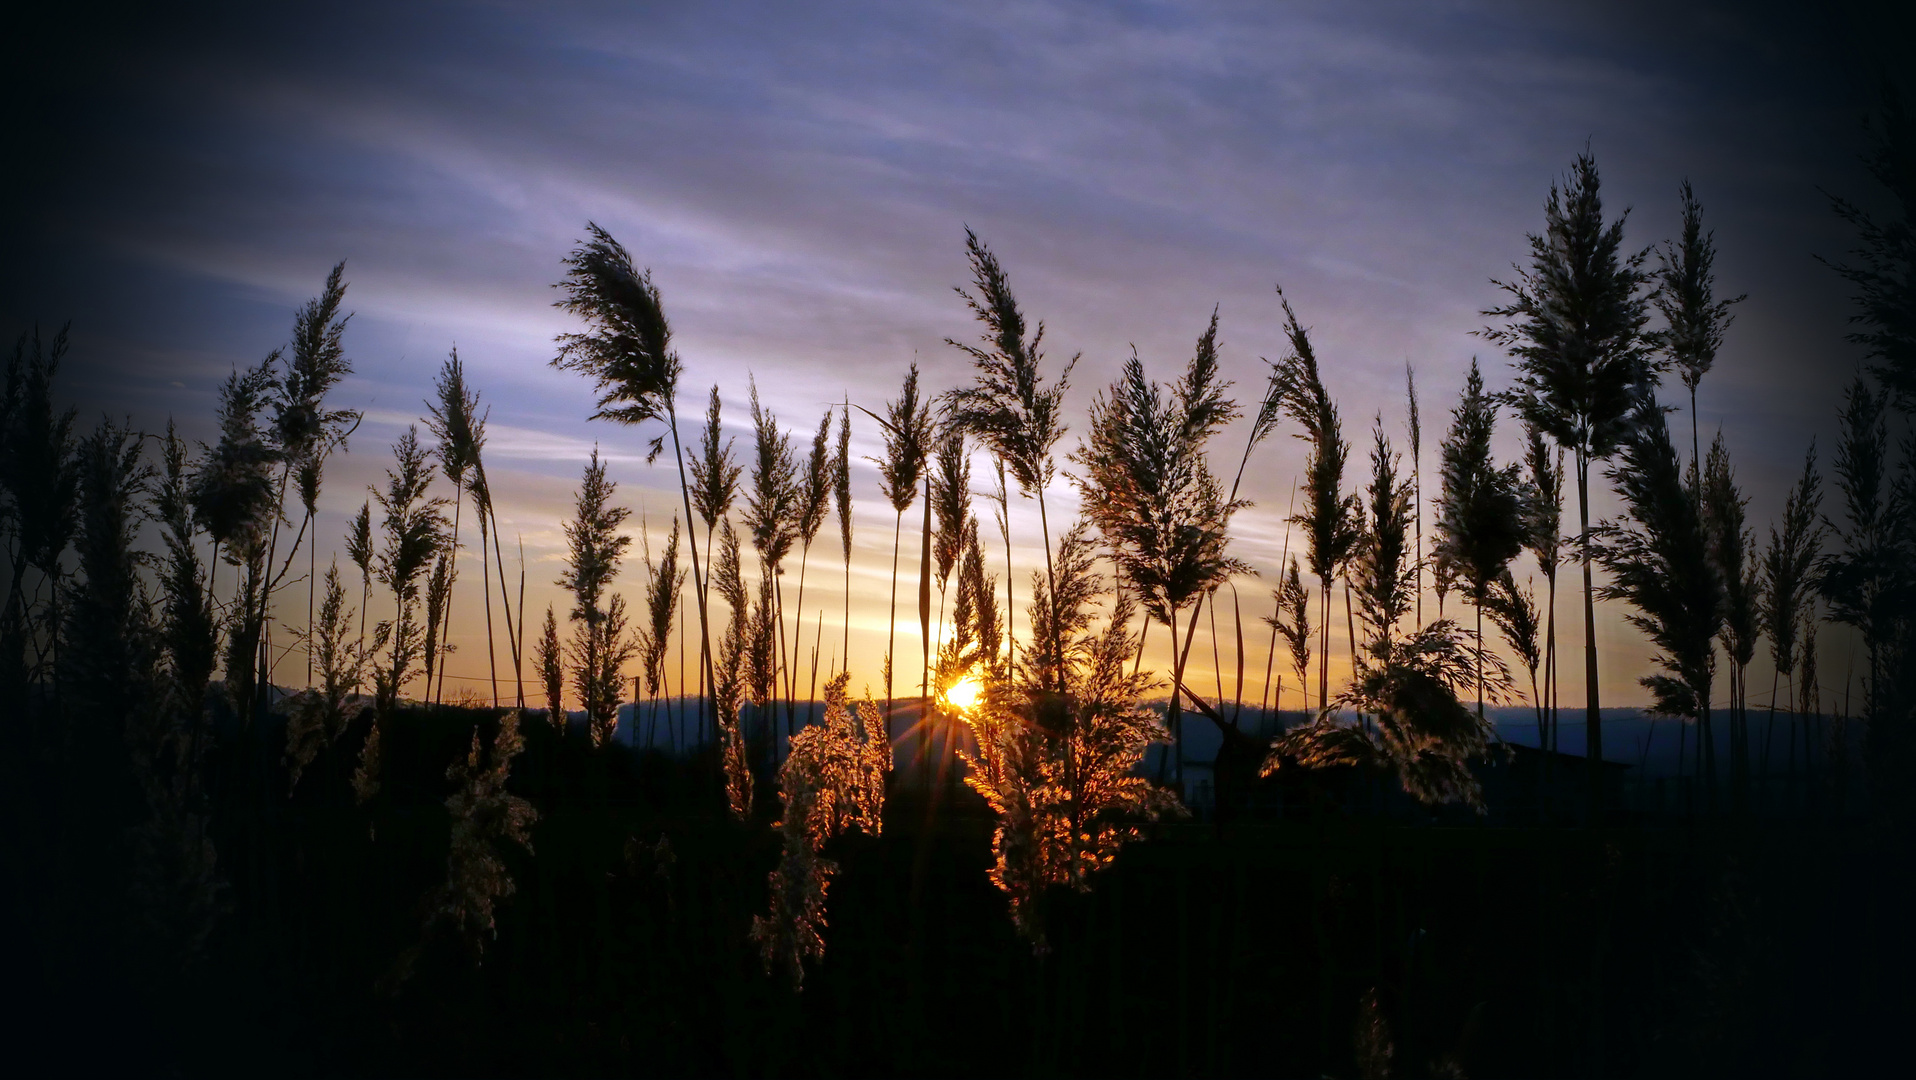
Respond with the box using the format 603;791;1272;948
3;1;1905;718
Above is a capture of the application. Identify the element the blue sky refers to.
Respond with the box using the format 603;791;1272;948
2;1;1899;708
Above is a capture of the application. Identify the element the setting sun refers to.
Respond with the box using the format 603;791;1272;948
941;674;983;713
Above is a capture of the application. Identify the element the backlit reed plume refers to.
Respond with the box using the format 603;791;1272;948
750;672;888;988
553;223;714;749
957;531;1180;950
931;430;971;660
1432;359;1528;718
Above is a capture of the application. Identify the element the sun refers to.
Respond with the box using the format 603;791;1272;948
941;674;983;713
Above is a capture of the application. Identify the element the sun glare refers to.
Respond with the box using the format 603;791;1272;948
942;674;983;713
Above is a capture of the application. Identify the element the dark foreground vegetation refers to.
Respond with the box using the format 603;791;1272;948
5;698;1909;1078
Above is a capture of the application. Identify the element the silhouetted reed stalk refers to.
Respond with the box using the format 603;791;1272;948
1703;434;1758;812
560;449;637;749
1521;425;1564;753
1483;153;1658;807
743;379;798;760
864;364;932;733
1267;556;1311;718
425;350;483;705
986;457;1014;671
1488;571;1543;743
943;230;1076;699
1817;379;1893;765
689;384;741;740
346;501;371;647
1655;180;1744;488
1073;312;1245;789
1432;360;1528;719
536;605;563;731
1;327;79;698
1165;306;1287;725
355;426;450;802
640;513;684;748
834;401;853;679
1407;364;1423;628
1260;479;1298;716
260;263;358;703
191;356;278;715
553;223;716;754
1759;445;1822;786
1591;399;1720;807
1265;417;1509;811
1271;289;1360;719
785;408;834;730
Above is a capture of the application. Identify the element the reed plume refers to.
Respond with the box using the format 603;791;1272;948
1759;443;1822;779
1432;359;1529;718
559;448;636;748
1655;181;1744;478
356;426;450;801
834;400;853;676
536;604;565;732
424;350;484;704
1702;433;1759;810
943;230;1076;691
553;223;714;755
1591;398;1721;801
957;533;1180;949
1481;151;1659;788
1072;312;1245;783
786;407;834;724
867;363;933;722
750;672;888;988
1270;290;1361;716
